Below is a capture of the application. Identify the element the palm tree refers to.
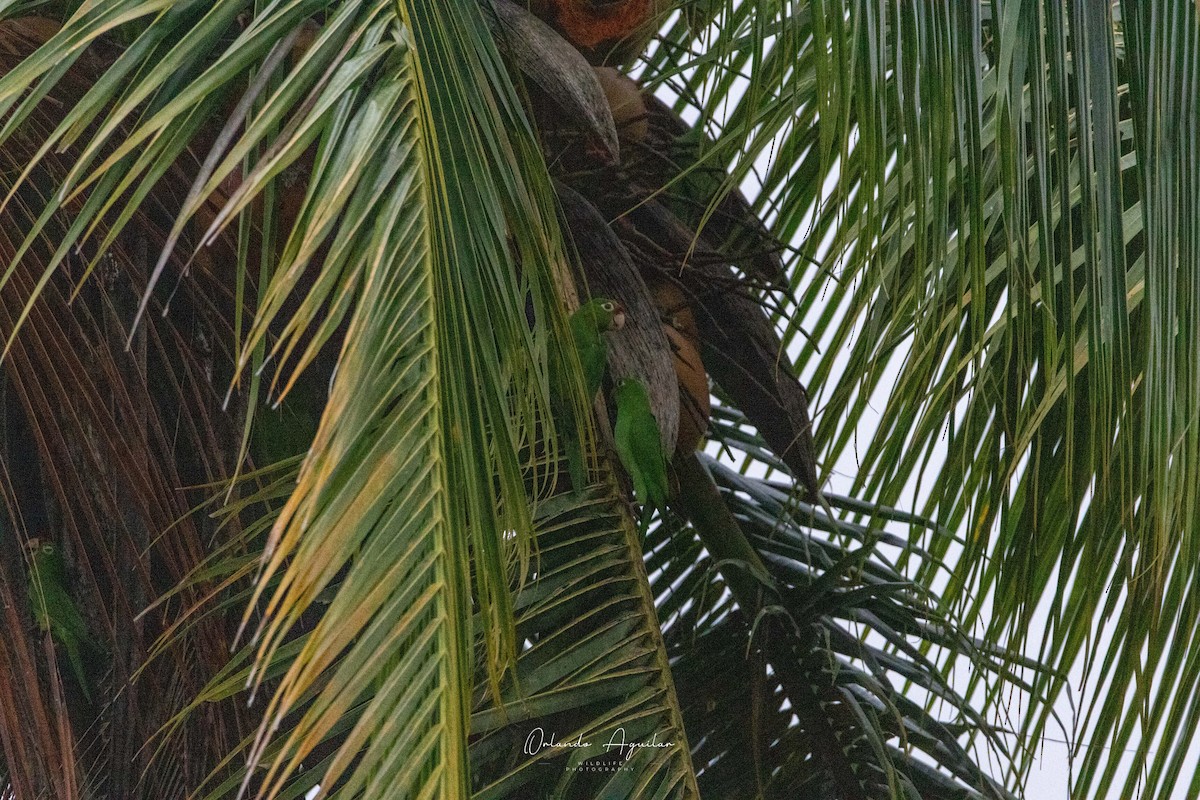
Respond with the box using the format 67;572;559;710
0;1;1194;799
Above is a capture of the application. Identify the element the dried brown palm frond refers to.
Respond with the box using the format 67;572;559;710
0;17;255;798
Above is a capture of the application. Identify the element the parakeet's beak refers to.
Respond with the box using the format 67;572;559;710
24;537;40;552
612;303;627;331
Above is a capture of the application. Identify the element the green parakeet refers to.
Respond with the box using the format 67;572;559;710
614;377;669;515
26;538;99;701
557;298;626;491
570;298;627;397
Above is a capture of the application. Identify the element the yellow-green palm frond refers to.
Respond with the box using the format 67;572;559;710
0;2;696;798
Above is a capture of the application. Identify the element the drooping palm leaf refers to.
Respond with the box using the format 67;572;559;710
0;2;697;798
470;471;697;799
654;437;1035;799
641;2;1200;797
216;1;695;793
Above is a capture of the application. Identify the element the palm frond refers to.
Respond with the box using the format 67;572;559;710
0;1;699;797
0;16;255;798
471;472;698;799
641;2;1200;797
654;443;1032;799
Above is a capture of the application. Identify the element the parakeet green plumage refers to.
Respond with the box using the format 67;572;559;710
26;538;99;701
614;377;669;515
556;298;626;492
570;298;626;398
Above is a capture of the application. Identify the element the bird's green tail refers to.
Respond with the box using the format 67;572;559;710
62;638;92;704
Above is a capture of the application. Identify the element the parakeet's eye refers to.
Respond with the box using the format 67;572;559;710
601;301;615;312
41;543;54;555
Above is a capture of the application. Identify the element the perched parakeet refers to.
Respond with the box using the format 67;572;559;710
26;538;98;701
613;377;669;514
570;298;627;397
557;298;627;491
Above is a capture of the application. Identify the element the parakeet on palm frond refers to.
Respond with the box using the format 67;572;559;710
614;377;669;516
570;297;627;397
557;297;627;491
26;537;101;702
